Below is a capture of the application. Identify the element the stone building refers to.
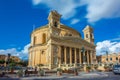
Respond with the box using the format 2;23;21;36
0;55;6;61
0;54;21;66
97;53;120;65
10;56;21;62
28;11;96;69
0;55;6;66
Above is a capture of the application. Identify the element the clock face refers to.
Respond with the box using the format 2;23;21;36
53;30;59;36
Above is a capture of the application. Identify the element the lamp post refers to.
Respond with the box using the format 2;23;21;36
106;51;108;66
8;53;11;71
6;53;11;74
5;57;7;72
81;47;86;71
116;53;118;65
116;47;120;65
105;46;110;66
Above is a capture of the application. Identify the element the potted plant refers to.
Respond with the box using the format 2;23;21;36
79;66;83;71
94;65;98;70
38;68;45;76
74;68;78;76
86;65;91;72
37;64;44;76
17;69;23;77
57;68;62;76
104;64;109;71
0;70;5;77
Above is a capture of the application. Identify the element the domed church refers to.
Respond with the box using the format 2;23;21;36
28;11;96;69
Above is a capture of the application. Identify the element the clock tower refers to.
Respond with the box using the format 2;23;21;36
48;10;61;36
48;10;61;28
83;25;94;44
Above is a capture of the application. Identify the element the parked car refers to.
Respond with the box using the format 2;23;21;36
113;64;120;75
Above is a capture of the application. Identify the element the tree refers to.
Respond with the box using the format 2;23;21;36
17;60;28;67
9;62;16;73
0;60;5;64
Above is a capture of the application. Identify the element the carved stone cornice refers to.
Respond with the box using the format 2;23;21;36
50;35;95;50
29;43;47;50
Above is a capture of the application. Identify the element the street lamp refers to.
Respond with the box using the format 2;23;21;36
8;54;11;71
5;53;11;74
106;51;109;66
116;47;120;65
81;47;87;71
81;47;85;63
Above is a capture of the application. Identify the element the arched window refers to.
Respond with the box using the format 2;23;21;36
42;33;46;43
54;21;57;27
106;58;108;61
41;51;45;54
116;57;118;60
69;34;72;36
110;58;112;61
90;34;92;38
86;34;88;38
33;36;37;45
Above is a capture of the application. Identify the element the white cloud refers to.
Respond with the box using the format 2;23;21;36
111;38;120;41
21;44;30;54
96;40;120;55
85;0;120;23
32;0;120;23
0;43;30;60
32;0;80;19
32;0;42;5
71;19;80;24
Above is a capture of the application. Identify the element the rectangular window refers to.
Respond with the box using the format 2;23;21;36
33;36;36;45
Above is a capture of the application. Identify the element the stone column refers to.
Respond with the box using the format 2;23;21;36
30;52;32;66
87;50;90;64
91;51;94;70
49;44;53;69
58;46;61;67
79;49;82;64
94;51;97;64
74;48;77;67
35;51;38;65
90;51;93;64
75;48;77;63
28;52;31;66
31;52;33;67
39;50;41;64
70;47;72;64
32;51;35;67
33;51;36;67
64;47;67;64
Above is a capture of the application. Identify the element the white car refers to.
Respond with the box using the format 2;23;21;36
113;64;120;75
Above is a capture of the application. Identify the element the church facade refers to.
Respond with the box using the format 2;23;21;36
28;11;96;69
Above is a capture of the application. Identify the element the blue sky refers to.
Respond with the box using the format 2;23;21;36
0;0;120;60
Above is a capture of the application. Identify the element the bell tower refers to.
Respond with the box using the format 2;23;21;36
47;11;61;69
47;10;61;36
48;10;61;28
83;25;94;44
